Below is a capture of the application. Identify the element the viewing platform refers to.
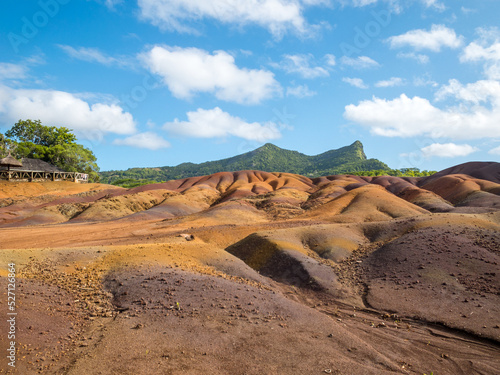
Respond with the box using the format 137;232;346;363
0;155;89;183
0;169;88;183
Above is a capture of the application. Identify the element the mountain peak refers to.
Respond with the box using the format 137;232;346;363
256;143;281;151
351;140;363;148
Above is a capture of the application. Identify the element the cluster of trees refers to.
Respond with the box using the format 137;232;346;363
351;168;437;177
110;178;160;188
0;120;100;182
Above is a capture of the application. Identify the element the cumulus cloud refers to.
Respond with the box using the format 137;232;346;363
461;30;500;62
344;79;500;140
272;54;329;79
435;79;500;104
286;84;317;97
375;77;404;88
113;132;170;150
0;63;27;80
340;56;380;69
387;25;463;52
460;27;500;80
0;85;136;138
137;0;323;38
342;77;368;89
141;46;281;105
163;107;281;142
421;143;478;158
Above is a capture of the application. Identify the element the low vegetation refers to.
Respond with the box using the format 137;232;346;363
352;168;436;177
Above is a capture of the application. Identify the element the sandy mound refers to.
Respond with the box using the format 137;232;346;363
2;164;500;227
363;224;500;341
300;184;429;223
422;161;500;184
1;163;500;374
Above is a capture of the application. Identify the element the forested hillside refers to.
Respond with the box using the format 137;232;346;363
100;141;391;186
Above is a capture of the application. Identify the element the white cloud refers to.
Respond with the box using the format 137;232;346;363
460;27;500;80
104;0;122;8
339;0;445;13
413;75;438;87
0;63;27;80
375;77;404;88
163;107;281;142
325;54;336;66
58;45;132;68
420;0;445;11
344;78;500;140
59;45;116;65
435;79;500;105
286;84;316;97
342;77;368;89
345;94;440;137
340;56;380;69
0;85;136;138
461;6;477;15
421;143;478;158
340;0;395;11
387;25;463;52
354;0;377;5
137;0;323;38
113;132;170;150
273;54;329;79
141;46;281;105
461;32;500;62
397;52;429;64
489;145;500;155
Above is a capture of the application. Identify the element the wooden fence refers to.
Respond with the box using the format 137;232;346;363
0;170;89;183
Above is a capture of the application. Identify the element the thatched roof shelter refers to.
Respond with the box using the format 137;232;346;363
0;153;22;171
19;158;63;172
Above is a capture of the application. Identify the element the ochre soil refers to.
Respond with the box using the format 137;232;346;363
1;164;499;374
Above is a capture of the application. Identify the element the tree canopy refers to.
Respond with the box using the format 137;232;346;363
5;119;77;147
1;119;100;182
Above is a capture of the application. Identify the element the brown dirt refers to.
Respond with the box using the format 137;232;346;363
1;164;500;374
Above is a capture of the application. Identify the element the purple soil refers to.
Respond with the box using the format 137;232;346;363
363;225;500;341
421;162;500;184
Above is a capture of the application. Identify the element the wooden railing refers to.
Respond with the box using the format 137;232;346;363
0;170;89;183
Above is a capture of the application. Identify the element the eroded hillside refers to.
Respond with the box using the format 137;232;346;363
1;163;499;374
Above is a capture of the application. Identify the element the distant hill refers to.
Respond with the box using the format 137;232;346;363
100;141;389;185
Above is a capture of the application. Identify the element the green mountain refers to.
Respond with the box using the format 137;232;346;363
100;141;389;185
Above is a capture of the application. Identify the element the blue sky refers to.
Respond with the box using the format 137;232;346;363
1;0;499;172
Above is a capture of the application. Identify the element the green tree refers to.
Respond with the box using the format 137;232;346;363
4;120;100;182
6;119;77;147
0;132;17;158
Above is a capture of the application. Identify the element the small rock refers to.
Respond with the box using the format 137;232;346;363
178;234;195;241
